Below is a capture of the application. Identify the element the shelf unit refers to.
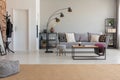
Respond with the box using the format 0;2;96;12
39;32;57;49
105;18;117;48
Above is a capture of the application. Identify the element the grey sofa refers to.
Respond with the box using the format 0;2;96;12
58;32;109;48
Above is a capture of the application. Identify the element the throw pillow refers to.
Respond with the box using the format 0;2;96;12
99;35;106;42
0;60;20;78
58;33;67;42
88;32;102;42
66;33;76;42
74;33;80;42
90;35;100;42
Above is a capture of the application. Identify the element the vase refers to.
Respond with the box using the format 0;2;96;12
50;27;54;33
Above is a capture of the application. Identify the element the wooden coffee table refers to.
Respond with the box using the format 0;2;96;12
72;45;106;60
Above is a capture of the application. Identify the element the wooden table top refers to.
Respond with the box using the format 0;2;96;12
72;45;98;48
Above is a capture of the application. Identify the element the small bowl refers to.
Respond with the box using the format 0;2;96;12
78;44;81;46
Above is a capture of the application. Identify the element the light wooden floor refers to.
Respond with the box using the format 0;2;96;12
1;64;120;80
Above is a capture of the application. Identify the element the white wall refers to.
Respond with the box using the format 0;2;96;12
40;0;116;33
6;0;37;51
36;0;40;50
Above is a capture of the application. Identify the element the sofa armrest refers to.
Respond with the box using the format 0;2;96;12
105;35;110;48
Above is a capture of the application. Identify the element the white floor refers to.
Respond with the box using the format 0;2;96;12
0;49;120;64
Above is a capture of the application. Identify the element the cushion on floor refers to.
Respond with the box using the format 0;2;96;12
0;60;20;78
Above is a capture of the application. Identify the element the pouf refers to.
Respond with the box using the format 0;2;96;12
57;45;66;56
0;60;20;78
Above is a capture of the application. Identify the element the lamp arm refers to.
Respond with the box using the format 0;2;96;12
46;18;56;31
46;7;68;31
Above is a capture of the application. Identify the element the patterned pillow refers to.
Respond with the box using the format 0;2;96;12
58;33;67;42
99;35;106;42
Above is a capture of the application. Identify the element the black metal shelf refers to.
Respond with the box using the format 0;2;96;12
105;18;117;48
39;32;57;49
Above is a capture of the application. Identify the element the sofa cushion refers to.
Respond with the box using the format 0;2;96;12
58;33;67;42
74;33;80;42
90;35;100;42
66;33;76;42
74;33;89;42
88;32;102;41
79;33;89;42
65;42;79;48
0;60;20;78
99;35;106;42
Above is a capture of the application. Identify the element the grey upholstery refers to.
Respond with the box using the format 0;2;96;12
0;60;20;78
58;33;109;48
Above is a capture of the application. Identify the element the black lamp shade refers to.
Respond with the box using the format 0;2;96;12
60;13;64;17
68;7;72;12
55;17;60;22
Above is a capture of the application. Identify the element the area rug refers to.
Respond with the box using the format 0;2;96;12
1;64;120;80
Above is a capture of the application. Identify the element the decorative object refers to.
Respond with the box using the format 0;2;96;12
50;27;54;33
78;42;81;46
45;7;72;53
107;28;116;33
108;19;114;26
42;40;46;48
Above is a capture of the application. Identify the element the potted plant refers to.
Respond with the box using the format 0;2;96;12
108;19;114;26
42;40;46;48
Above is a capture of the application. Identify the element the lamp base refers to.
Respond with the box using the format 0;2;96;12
45;51;53;53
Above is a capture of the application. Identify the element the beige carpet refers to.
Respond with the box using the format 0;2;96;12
1;64;120;80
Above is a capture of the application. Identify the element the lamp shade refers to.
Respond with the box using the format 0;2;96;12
68;7;72;12
60;13;64;17
55;17;60;22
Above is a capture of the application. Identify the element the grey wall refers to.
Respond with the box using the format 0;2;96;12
40;0;116;33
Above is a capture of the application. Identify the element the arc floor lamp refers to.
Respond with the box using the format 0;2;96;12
45;7;72;53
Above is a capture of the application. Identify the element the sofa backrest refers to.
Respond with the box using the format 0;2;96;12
58;33;89;42
58;32;108;43
74;33;89;42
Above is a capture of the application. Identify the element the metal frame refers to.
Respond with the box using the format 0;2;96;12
72;46;106;60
